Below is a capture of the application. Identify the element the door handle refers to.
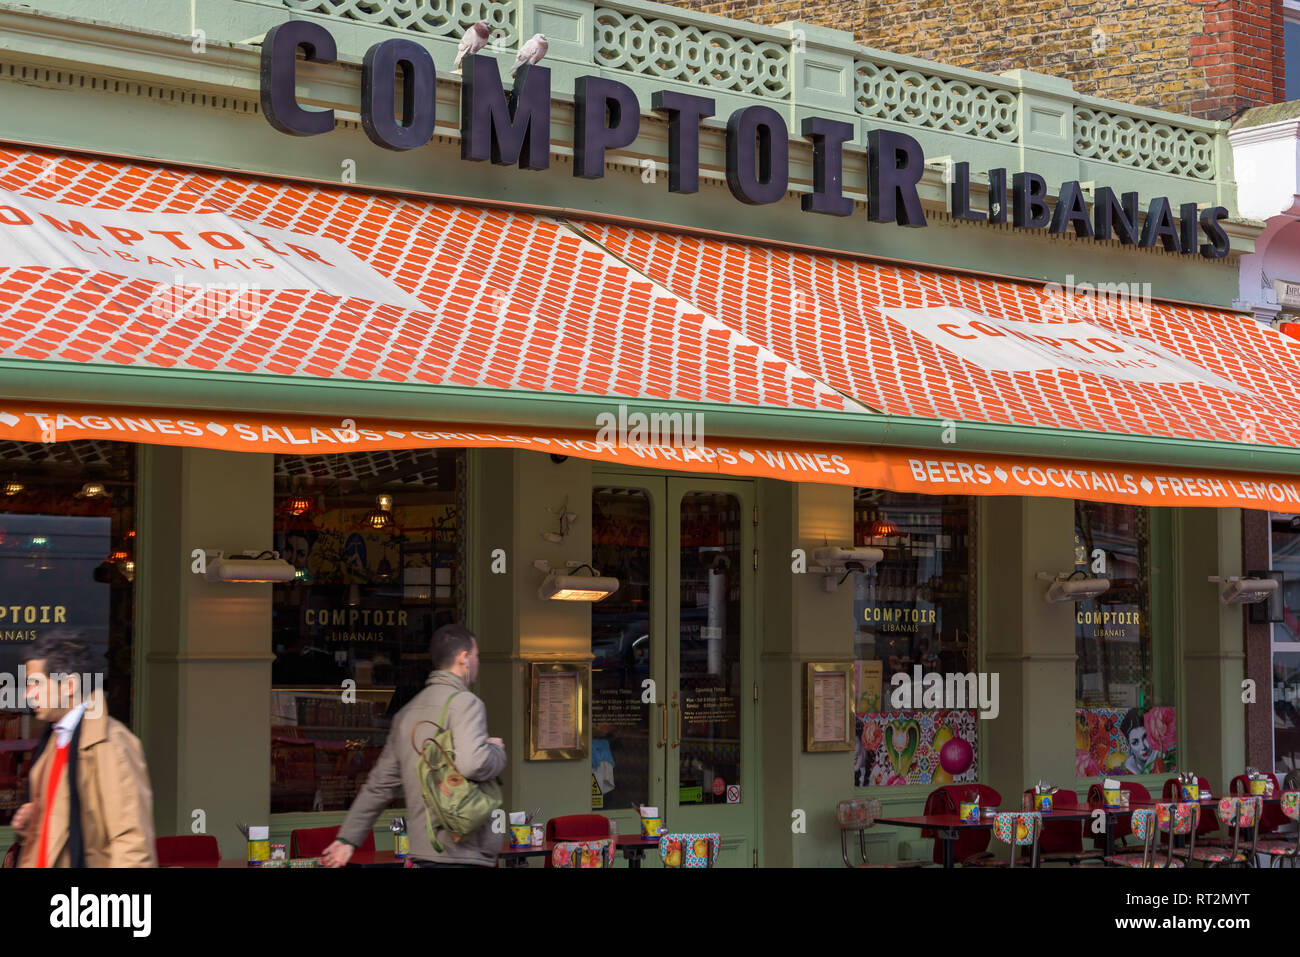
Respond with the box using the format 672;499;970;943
657;703;667;749
671;700;681;748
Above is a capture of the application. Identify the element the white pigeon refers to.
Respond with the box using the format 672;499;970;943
454;20;493;69
510;34;548;76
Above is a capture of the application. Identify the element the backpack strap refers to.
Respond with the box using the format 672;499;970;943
438;691;461;731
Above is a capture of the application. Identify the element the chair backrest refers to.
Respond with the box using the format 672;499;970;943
837;798;882;832
544;814;611;869
545;814;611;842
923;784;1002;865
1281;791;1300;822
993;812;1041;868
156;834;220;866
658;832;720;868
992;812;1040;847
1215;796;1258;829
1284;771;1300;791
551;839;615;868
1155;801;1199;836
290;825;375;858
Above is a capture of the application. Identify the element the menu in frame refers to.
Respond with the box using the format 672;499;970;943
536;671;578;751
805;662;853;752
527;661;589;760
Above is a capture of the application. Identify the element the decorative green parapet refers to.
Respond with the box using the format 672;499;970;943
10;0;1235;205
592;4;790;99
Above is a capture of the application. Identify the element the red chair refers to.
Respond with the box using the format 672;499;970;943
1228;773;1287;835
155;835;220;867
290;825;375;858
922;784;1002;866
1087;780;1151;850
1162;777;1219;840
1020;788;1103;865
544;814;611;869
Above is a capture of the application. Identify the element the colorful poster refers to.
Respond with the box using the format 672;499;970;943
1075;705;1176;777
853;710;977;788
854;660;883;714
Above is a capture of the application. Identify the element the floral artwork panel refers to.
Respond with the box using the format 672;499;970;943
1074;705;1176;777
854;709;977;787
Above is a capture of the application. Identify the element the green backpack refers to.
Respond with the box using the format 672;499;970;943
410;691;503;852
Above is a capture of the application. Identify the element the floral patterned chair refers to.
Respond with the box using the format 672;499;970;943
550;839;616;868
1105;803;1198;868
657;832;720;869
836;798;927;868
1173;797;1259;867
979;812;1042;868
1255;792;1299;868
1019;788;1104;865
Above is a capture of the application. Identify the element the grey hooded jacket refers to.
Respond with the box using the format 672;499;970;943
337;670;507;865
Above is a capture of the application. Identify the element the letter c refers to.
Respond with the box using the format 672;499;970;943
937;323;977;340
261;21;337;136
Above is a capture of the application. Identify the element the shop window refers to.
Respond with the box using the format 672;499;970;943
271;449;465;814
590;488;651;811
850;491;977;788
0;440;136;826
1073;502;1175;777
1268;513;1300;775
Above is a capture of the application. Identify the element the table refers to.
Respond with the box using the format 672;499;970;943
189;850;403;868
877;803;1132;868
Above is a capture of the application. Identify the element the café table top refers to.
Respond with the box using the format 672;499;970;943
877;802;1129;830
193;833;666;867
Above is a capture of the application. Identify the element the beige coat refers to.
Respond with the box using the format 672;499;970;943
338;670;506;865
18;695;156;868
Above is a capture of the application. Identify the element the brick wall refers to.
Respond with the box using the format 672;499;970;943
678;0;1286;118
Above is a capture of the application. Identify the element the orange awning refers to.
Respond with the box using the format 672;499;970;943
1;145;1298;509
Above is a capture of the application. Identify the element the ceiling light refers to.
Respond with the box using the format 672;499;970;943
364;494;395;530
77;481;108;499
3;478;23;496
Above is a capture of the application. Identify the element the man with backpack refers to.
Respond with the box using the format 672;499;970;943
322;624;506;868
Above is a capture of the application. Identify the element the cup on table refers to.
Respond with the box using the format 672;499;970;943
1180;784;1199;801
530;823;545;847
1103;788;1122;808
1249;779;1269;796
510;824;532;848
958;802;980;823
1033;793;1054;813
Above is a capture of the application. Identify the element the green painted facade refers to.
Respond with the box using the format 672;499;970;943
0;0;1265;865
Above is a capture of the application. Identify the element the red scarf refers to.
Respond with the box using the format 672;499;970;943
36;742;71;868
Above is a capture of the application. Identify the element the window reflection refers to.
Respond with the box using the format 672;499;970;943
678;492;741;805
270;449;464;813
591;488;652;811
850;491;975;789
0;440;136;825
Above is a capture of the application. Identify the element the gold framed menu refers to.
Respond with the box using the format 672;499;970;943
526;661;589;761
804;661;853;752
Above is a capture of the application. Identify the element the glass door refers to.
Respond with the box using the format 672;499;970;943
591;475;757;866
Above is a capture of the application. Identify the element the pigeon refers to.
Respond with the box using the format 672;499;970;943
454;20;493;69
510;34;548;76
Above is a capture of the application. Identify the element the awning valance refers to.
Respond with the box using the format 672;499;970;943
5;401;1300;511
1;145;1298;509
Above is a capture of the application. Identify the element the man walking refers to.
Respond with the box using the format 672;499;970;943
12;636;156;867
322;624;506;868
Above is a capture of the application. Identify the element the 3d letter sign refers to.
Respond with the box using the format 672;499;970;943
259;22;1231;258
